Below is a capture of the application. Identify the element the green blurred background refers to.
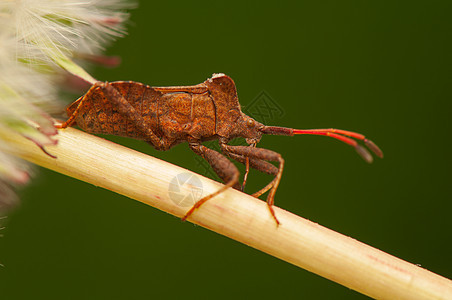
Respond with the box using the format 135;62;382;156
1;1;451;299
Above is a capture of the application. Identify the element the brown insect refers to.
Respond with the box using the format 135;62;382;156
57;73;383;225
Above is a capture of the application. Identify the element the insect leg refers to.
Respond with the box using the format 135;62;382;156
227;152;281;198
182;142;240;221
96;82;166;149
221;144;284;225
55;83;102;129
226;154;251;192
242;157;250;192
221;151;249;191
221;143;266;192
241;142;256;192
226;153;278;177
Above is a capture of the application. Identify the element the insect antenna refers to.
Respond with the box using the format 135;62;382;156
260;126;383;163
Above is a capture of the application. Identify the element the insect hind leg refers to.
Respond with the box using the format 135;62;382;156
93;82;166;149
55;82;104;129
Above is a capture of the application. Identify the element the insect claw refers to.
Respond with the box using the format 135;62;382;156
355;144;373;163
267;204;281;226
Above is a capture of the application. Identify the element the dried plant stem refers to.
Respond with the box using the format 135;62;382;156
2;126;452;299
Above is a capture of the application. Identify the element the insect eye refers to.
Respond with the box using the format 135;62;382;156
246;119;255;128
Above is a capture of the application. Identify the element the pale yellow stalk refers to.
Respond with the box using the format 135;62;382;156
2;126;451;300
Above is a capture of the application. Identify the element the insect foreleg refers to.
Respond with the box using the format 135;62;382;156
221;144;284;225
182;142;240;221
225;152;279;193
225;152;279;176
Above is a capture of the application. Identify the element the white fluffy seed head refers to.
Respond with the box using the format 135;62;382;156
8;0;133;66
0;0;133;212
